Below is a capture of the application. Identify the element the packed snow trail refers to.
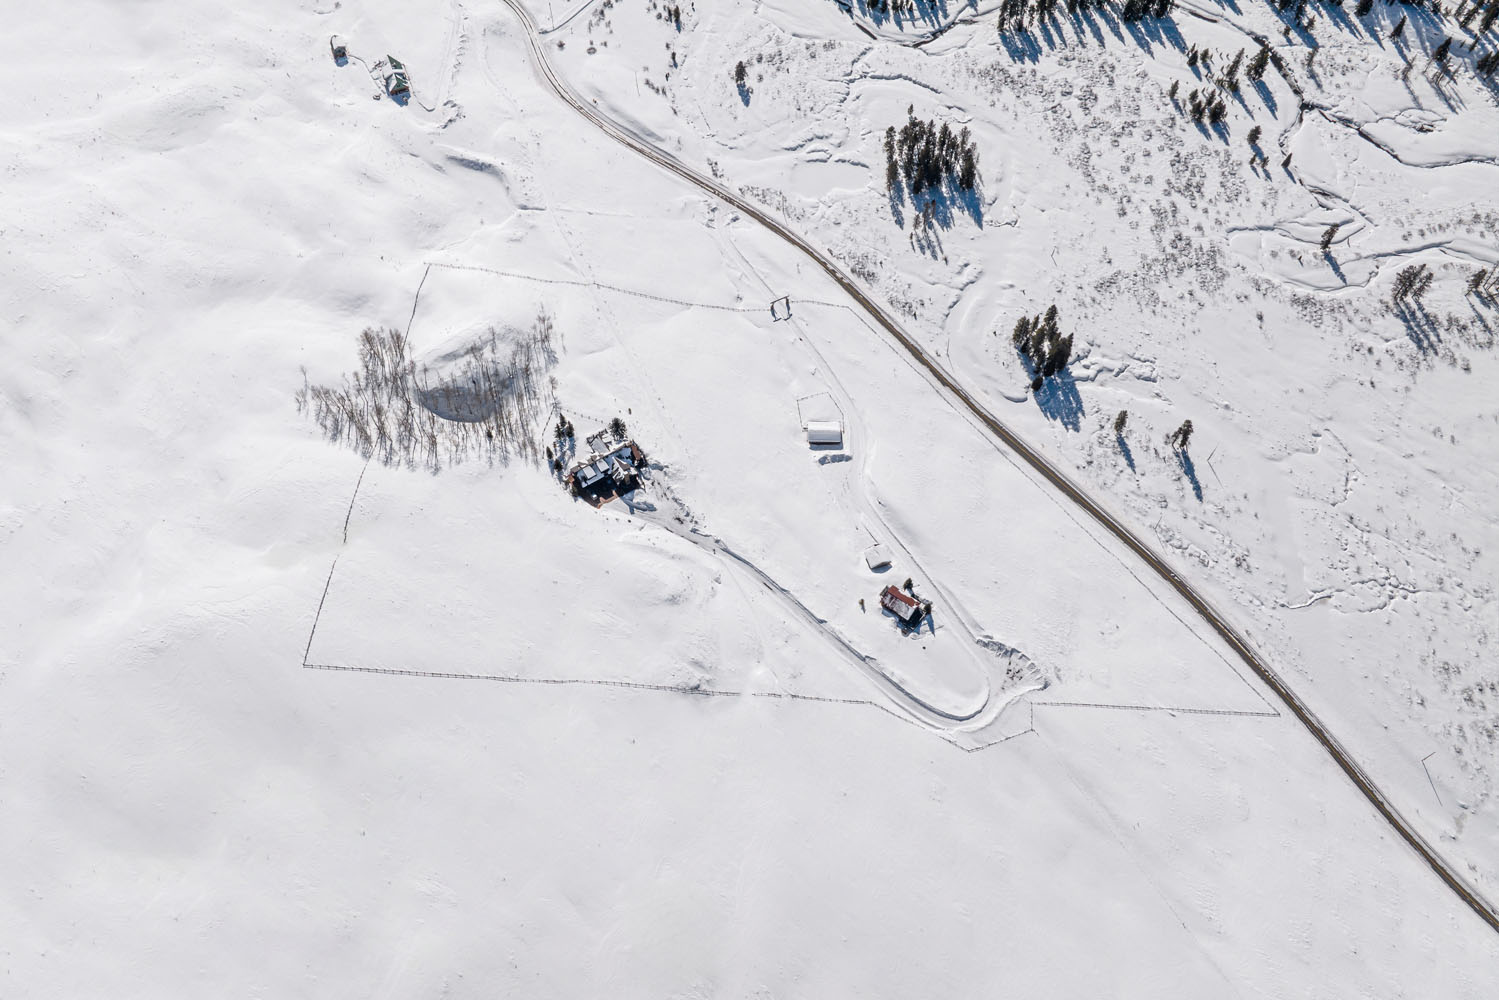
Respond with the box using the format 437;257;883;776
622;490;1011;734
493;0;1499;935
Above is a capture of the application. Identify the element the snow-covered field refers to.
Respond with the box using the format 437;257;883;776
558;0;1499;895
5;0;1499;994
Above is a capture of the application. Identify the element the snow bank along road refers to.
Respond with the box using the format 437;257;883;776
493;0;1499;935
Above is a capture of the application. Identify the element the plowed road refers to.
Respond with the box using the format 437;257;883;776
496;0;1499;935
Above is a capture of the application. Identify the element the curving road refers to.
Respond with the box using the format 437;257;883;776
493;0;1499;935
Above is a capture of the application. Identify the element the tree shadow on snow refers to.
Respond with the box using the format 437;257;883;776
1033;370;1084;431
850;0;962;33
1177;449;1203;501
1395;301;1443;354
1116;433;1136;472
1252;78;1278;117
903;177;983;229
999;4;1185;65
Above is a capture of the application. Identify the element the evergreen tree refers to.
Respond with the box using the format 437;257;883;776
1170;419;1194;451
1247;45;1271;82
1392;263;1434;302
1114;410;1128;435
1012;315;1034;356
1390;15;1407;40
1042;334;1073;377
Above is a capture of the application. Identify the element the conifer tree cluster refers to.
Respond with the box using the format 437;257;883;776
1463;0;1499;34
1169;420;1194;451
996;0;1169;32
1011;305;1073;379
1392;263;1434;304
1247;44;1271;83
883;110;980;197
864;0;927;15
1217;48;1246;92
1187;87;1229;126
1118;0;1173;20
1468;267;1499;297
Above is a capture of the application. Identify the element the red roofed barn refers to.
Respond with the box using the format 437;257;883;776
879;585;922;624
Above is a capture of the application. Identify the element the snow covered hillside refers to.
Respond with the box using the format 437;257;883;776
554;0;1499;898
4;0;1499;995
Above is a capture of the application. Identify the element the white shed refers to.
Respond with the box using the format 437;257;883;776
806;420;843;446
864;543;892;571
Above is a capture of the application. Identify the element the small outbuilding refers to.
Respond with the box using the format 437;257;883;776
806;420;843;447
863;543;891;571
330;36;348;62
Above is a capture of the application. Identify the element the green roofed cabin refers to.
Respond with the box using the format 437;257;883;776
384;56;409;97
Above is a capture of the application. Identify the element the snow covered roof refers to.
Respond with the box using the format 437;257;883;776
880;585;921;622
806;420;842;445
